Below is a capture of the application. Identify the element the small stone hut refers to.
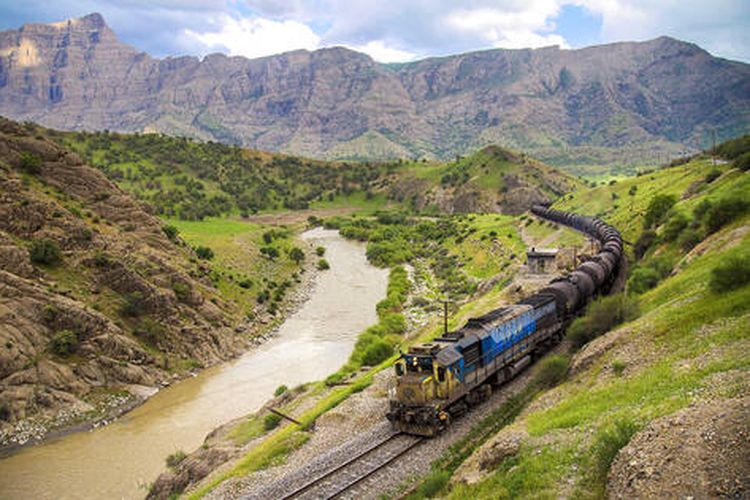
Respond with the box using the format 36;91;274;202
526;247;558;274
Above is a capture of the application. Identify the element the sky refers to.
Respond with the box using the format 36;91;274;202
0;1;748;63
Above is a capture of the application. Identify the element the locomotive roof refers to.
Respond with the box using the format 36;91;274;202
464;304;531;329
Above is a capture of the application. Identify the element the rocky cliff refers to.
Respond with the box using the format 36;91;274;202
0;13;748;169
0;117;246;448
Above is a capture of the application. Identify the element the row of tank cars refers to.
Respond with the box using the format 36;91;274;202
387;205;624;436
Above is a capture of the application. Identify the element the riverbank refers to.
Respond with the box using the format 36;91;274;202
0;229;323;456
0;228;387;500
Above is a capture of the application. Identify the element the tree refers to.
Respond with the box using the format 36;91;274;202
644;194;677;228
288;247;305;264
29;239;63;266
195;246;214;260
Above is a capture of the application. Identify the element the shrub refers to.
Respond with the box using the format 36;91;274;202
567;294;639;350
361;338;393;366
315;246;326;256
50;329;78;356
734;152;750;171
633;230;657;260
19;152;42;174
238;278;253;289
677;227;702;252
165;450;187;469
263;413;282;431
704;196;749;234
710;256;750;293
260;246;279;259
661;212;688;242
612;360;627;376
162;225;179;241
29;238;63;266
628;185;637;196
195;246;214;260
288;247;305;264
317;258;330;270
590;419;640;488
172;282;190;301
628;266;661;294
704;169;722;183
120;291;146;317
380;313;406;335
0;403;10;421
274;385;288;397
533;355;569;389
414;470;451;498
644;194;677;228
133;318;165;344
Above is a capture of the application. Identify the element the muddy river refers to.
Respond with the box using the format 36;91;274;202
0;228;388;499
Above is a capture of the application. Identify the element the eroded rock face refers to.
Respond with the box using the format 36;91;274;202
1;14;748;165
0;117;243;445
608;397;750;499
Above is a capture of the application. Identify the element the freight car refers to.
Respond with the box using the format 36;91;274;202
387;205;623;436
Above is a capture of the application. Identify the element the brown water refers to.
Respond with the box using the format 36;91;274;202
0;228;388;499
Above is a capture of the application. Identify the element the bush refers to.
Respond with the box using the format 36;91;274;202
710;256;750;293
533;355;569;389
238;278;253;289
612;360;627;376
263;413;282;431
633;230;657;260
162;225;179;241
288;247;305;264
567;294;639;350
704;196;749;234
19;152;42;174
172;282;190;301
315;246;326;256
414;470;451;498
644;194;677;229
734;152;750;171
627;266;661;295
677;227;702;251
0;403;10;421
120;291;146;317
50;329;78;356
590;419;640;488
165;450;187;469
195;246;214;260
274;385;288;397
133;318;165;344
704;169;722;183
317;258;330;270
29;238;63;265
661;212;688;242
361;338;393;366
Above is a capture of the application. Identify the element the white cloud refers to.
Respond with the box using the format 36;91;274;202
353;40;416;62
443;3;570;50
185;14;321;58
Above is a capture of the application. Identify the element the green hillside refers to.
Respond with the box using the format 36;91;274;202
408;143;750;499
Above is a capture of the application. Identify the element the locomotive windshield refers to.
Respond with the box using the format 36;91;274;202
404;355;434;373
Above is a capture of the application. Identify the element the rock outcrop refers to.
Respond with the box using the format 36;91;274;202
0;117;244;448
608;397;750;498
1;14;748;167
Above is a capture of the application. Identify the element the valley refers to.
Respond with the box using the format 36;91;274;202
0;9;748;500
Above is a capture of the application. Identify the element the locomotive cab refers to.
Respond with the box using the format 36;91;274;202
388;342;463;436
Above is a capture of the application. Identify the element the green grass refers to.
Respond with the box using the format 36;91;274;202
165;217;302;313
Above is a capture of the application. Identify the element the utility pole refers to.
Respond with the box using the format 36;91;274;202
440;299;451;334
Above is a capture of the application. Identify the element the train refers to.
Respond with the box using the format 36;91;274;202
386;205;623;436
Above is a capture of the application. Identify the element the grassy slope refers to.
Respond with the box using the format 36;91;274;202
440;158;749;498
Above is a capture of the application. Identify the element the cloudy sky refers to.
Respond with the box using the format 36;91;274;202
1;1;748;63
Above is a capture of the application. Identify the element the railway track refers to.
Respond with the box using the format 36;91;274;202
280;432;424;499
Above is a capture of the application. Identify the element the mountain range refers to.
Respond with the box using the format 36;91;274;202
0;13;748;170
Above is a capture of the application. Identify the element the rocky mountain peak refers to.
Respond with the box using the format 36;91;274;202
0;13;747;169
